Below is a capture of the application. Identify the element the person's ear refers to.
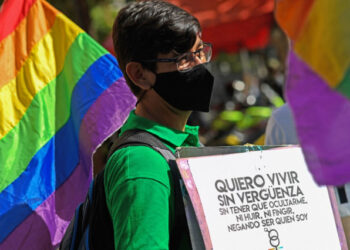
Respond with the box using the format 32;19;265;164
125;62;155;90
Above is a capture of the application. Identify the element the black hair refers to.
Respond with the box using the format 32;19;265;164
113;0;201;96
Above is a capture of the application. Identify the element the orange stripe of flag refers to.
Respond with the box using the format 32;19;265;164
275;0;315;40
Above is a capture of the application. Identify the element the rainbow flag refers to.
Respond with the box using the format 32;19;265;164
0;0;135;248
275;0;350;185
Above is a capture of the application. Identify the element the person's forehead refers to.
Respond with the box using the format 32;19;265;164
176;36;204;54
158;35;203;58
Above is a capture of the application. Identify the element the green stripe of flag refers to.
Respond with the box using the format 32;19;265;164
336;67;350;100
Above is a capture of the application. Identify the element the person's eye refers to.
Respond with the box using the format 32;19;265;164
177;54;189;64
176;54;192;70
195;48;205;59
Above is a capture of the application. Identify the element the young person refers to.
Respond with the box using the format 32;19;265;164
105;0;214;249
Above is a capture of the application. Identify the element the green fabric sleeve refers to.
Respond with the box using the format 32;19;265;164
104;146;174;250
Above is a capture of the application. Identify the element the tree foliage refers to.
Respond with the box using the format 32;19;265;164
49;0;127;43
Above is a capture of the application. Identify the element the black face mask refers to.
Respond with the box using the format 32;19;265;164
152;63;214;112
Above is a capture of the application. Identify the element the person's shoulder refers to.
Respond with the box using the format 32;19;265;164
105;145;171;188
271;104;293;121
265;103;299;145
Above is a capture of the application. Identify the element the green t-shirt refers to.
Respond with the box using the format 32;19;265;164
104;110;200;249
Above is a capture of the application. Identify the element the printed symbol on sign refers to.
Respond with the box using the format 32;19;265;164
265;228;283;250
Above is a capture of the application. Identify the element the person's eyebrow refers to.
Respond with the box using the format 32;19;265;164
171;50;180;57
173;41;204;55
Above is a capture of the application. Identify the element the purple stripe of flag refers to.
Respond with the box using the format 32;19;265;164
286;50;350;185
79;77;136;166
0;160;89;249
0;78;135;248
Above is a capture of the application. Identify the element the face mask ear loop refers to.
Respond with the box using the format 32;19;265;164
136;83;156;106
136;67;157;106
136;90;147;106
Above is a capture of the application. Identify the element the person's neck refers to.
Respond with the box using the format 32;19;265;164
135;93;191;132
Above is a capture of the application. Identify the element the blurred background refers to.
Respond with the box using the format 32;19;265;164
9;0;289;146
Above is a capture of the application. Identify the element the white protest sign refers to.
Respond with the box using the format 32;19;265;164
178;147;342;250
